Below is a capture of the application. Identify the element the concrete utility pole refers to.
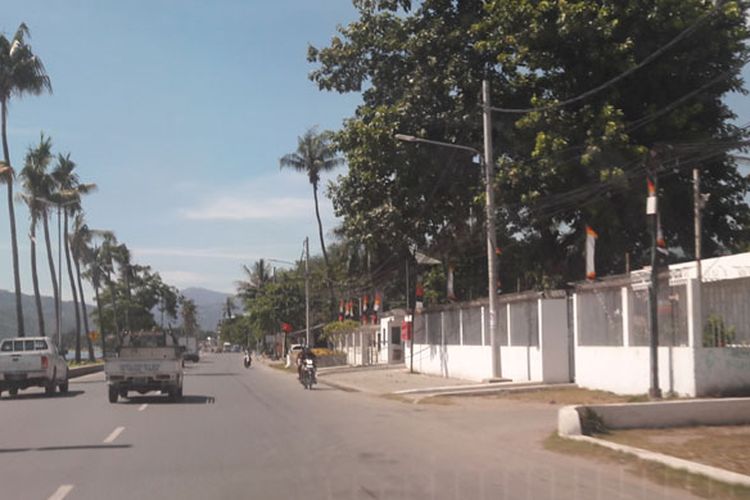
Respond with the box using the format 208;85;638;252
646;149;662;399
693;167;702;283
483;79;501;380
304;237;311;347
406;257;414;374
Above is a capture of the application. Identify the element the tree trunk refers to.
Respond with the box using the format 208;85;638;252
312;182;336;317
42;214;60;341
124;266;132;332
93;282;106;358
106;270;121;345
30;217;45;336
74;253;95;361
2;98;25;337
63;212;82;362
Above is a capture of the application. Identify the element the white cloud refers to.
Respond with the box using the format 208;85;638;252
180;196;313;221
132;246;264;261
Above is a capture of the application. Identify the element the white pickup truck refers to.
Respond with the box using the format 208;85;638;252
105;332;183;403
0;336;69;397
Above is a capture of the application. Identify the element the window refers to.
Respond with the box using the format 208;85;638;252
1;341;11;352
13;340;24;351
24;340;35;351
35;340;48;350
391;326;401;345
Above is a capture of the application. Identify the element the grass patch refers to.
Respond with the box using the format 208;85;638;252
545;433;750;499
494;387;647;405
602;426;750;477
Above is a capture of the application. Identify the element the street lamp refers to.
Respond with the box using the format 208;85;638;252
395;126;501;380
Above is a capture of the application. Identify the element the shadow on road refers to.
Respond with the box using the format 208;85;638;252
1;390;85;400
185;372;239;377
120;394;216;405
0;444;131;454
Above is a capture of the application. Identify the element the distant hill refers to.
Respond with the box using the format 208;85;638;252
180;287;243;332
0;287;240;338
0;289;93;340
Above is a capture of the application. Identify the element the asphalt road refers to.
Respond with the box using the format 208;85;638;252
0;353;697;500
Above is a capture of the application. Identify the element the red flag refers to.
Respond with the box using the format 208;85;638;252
281;322;293;333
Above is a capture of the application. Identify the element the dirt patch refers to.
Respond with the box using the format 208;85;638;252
489;387;648;406
601;426;750;477
545;433;750;499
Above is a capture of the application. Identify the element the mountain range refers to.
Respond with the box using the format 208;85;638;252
0;287;239;339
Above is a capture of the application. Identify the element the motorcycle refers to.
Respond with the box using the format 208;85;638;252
243;350;252;369
300;358;316;390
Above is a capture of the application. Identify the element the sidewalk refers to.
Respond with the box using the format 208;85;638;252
318;365;478;394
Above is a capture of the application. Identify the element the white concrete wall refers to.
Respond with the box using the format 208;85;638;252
694;348;750;396
501;346;542;381
404;344;492;381
575;346;696;396
539;298;571;383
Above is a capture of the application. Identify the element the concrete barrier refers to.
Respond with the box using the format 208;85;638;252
566;398;750;433
68;364;104;378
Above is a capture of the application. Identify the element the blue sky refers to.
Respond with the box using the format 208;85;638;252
0;2;749;300
0;1;361;296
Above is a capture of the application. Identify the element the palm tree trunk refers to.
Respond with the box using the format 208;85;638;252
124;267;132;332
74;253;95;361
63;212;82;362
30;218;45;336
93;283;106;357
106;270;121;345
2;99;25;337
42;214;60;340
312;183;336;317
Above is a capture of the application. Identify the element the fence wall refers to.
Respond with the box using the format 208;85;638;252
405;294;569;383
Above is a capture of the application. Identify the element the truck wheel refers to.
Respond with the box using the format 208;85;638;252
176;386;183;399
108;386;118;403
9;388;18;397
45;381;56;396
119;389;128;399
58;380;69;394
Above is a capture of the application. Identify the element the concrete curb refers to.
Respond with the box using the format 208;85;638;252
415;383;578;400
68;364;104;378
557;400;750;488
317;364;405;376
394;381;573;396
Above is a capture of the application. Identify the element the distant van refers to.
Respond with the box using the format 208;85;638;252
222;342;231;353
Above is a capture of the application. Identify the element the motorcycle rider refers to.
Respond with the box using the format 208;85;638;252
296;346;317;382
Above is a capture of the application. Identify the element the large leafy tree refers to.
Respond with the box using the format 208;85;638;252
280;127;343;315
309;0;504;300
477;0;750;285
310;0;750;295
0;23;52;336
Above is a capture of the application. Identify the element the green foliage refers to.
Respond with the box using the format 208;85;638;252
703;313;737;347
322;319;360;338
310;0;750;297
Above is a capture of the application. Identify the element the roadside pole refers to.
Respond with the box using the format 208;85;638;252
304;237;310;347
406;257;414;374
483;79;501;380
647;149;662;399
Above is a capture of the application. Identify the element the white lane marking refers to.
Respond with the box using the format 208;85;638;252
138;404;148;412
103;426;125;444
48;484;74;500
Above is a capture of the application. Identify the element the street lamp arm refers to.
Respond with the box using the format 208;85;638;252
395;133;482;159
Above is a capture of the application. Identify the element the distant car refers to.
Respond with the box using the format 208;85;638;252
231;344;242;353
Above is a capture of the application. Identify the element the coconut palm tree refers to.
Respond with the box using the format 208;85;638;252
52;153;96;362
70;213;104;361
0;23;52;337
18;133;54;336
99;234;121;344
279;127;342;316
236;259;273;301
113;243;133;333
82;234;114;358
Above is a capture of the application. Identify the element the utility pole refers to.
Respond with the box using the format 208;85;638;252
304;237;311;347
483;79;501;380
406;257;414;374
646;149;662;399
693;167;702;283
